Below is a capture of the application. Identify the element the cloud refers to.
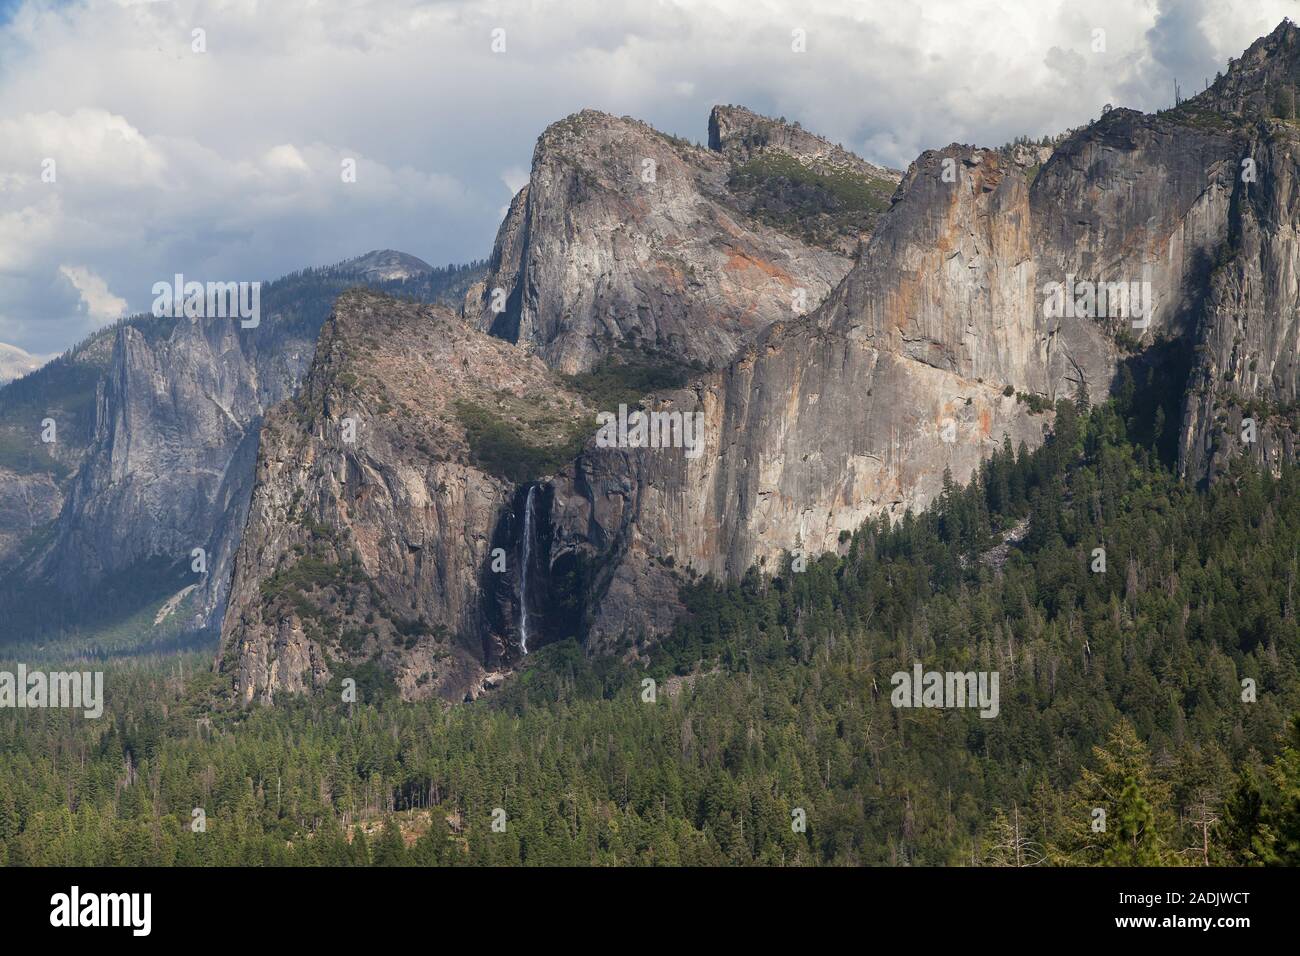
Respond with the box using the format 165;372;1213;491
500;165;529;195
1148;0;1218;79
264;144;311;174
58;265;127;324
0;0;1296;353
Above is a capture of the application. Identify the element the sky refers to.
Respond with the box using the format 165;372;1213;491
0;0;1296;356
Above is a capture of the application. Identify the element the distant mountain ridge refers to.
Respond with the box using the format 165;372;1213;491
0;254;486;650
0;342;52;385
333;249;435;282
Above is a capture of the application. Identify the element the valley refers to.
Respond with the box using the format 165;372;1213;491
3;14;1300;876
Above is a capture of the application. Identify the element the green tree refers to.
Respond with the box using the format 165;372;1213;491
373;816;408;866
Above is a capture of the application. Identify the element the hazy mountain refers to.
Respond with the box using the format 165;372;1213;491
333;249;436;282
0;256;486;651
0;342;52;384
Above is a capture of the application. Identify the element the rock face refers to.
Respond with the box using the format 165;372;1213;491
0;334;117;576
464;108;887;374
547;147;1064;645
544;99;1252;646
1200;19;1300;118
1181;120;1300;481
34;312;313;627
0;471;60;562
1175;24;1300;483
218;291;594;703
1000;141;1056;169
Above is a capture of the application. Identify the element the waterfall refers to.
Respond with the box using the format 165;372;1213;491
518;484;537;654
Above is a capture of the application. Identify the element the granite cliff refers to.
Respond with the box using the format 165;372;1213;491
218;291;594;702
463;107;900;374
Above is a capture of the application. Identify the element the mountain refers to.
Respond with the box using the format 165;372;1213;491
216;106;904;696
550;23;1300;645
0;256;486;649
0;342;51;384
219;291;596;703
334;249;435;282
214;22;1300;701
1175;22;1300;484
545;101;1244;645
708;104;904;255
463;107;898;374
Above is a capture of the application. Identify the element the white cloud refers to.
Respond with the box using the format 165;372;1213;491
264;144;311;174
500;165;529;195
58;265;127;324
0;0;1295;353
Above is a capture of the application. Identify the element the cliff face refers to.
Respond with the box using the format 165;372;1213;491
34;313;312;628
218;291;592;703
464;108;892;374
1031;108;1240;348
0;335;114;572
546;147;1056;644
1174;23;1300;483
547;106;1247;646
1180;120;1300;482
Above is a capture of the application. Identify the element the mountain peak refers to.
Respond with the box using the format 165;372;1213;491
1191;18;1300;117
333;249;433;282
0;341;53;385
707;104;900;183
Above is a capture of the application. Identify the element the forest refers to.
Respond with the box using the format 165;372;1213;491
2;377;1299;866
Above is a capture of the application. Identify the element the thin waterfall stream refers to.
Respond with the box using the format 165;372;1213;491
518;484;537;653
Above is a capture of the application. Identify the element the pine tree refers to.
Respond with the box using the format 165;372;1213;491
350;827;372;866
373;816;408;866
1049;721;1176;865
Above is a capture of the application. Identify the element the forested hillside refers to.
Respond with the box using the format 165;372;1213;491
3;376;1298;866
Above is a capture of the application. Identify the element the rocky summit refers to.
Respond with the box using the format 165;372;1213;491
463;107;897;375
